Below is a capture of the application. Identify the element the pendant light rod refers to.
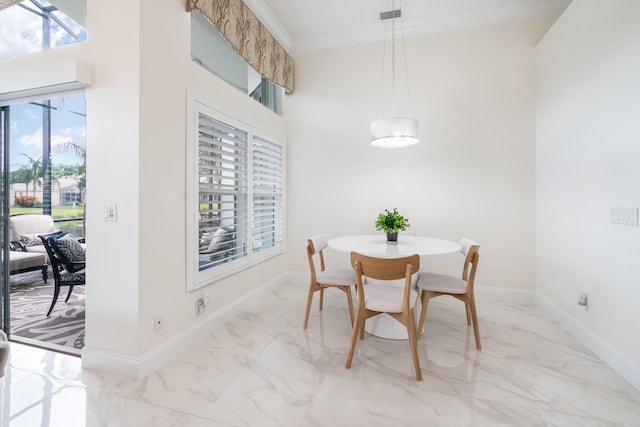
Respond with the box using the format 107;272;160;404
371;0;419;150
381;3;401;115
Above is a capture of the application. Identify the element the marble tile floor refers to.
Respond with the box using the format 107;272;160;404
3;280;640;426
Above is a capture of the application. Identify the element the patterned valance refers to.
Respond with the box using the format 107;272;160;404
186;0;294;94
0;0;22;12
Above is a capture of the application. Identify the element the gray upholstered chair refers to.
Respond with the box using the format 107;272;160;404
416;238;482;350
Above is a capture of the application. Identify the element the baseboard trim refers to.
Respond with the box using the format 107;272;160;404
81;273;640;392
535;292;640;392
82;272;288;379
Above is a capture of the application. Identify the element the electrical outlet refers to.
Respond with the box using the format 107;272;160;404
154;314;163;332
610;206;638;226
195;297;206;315
578;292;588;307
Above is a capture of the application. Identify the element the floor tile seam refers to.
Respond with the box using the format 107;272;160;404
237;351;340;376
100;388;219;421
171;411;243;427
442;373;640;420
470;396;550;423
321;364;465;393
533;403;640;426
420;340;611;369
5;367;84;387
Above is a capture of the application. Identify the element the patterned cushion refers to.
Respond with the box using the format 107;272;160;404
60;269;85;282
20;233;42;247
49;234;85;273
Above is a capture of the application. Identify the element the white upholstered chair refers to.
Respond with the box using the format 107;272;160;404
417;238;482;350
304;235;356;329
346;251;423;381
9;214;57;261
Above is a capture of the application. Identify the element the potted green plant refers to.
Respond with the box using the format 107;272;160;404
374;208;410;242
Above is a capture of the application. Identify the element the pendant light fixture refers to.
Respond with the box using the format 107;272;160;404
371;0;419;150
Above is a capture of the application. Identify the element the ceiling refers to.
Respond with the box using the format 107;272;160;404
246;0;572;52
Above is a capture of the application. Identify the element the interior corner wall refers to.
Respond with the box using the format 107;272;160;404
536;0;640;381
286;16;557;289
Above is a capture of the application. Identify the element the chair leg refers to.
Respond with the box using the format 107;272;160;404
41;265;48;283
469;296;482;350
319;288;324;311
65;285;74;303
47;284;61;317
406;309;422;381
417;292;431;337
303;286;316;329
344;286;355;326
465;301;471;325
346;311;361;369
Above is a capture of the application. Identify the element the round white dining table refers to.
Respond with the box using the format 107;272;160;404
327;234;462;340
327;234;461;258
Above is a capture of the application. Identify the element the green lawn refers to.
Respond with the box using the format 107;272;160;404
9;206;84;220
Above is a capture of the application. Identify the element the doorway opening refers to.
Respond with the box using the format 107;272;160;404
4;94;86;356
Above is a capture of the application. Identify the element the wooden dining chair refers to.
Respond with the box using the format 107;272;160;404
346;252;423;381
304;235;356;329
416;238;482;350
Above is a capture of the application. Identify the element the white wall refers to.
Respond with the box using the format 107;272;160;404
0;0;287;377
85;0;287;374
536;0;640;384
286;16;557;288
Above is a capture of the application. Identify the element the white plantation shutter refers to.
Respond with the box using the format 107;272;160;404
189;101;285;289
252;136;284;253
198;113;248;271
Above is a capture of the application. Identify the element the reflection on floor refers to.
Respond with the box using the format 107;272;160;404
3;280;640;426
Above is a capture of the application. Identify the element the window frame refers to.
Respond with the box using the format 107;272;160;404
186;98;285;290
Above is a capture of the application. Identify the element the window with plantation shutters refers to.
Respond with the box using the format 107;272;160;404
197;113;248;272
252;136;283;253
188;100;285;290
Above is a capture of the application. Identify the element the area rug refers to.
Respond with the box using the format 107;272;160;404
9;269;85;352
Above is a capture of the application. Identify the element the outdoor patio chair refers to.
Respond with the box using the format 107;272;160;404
9;214;57;262
38;231;86;317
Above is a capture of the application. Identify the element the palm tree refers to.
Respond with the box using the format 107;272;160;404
10;165;34;194
19;154;42;197
54;140;87;235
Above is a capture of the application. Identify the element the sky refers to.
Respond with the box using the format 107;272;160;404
9;96;86;171
0;1;87;172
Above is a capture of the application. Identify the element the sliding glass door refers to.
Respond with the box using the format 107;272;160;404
1;95;86;348
1;106;9;333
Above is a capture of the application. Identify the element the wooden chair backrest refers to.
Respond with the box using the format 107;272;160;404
307;234;329;278
460;239;480;290
350;252;420;282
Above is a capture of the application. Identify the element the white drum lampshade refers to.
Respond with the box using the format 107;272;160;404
371;117;419;150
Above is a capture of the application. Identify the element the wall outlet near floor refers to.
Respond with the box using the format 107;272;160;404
195;296;206;315
578;292;588;307
154;314;163;332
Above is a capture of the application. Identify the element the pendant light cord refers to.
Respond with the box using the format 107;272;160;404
391;0;396;116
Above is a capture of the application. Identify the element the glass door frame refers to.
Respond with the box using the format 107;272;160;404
1;105;10;334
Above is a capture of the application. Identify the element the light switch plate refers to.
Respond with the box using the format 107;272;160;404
103;204;117;222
